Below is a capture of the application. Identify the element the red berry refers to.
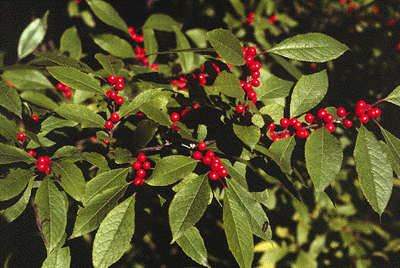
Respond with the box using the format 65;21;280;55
110;113;119;122
31;115;39;122
267;122;275;131
133;177;144;186
343;119;353;128
115;96;124;105
65;90;72;98
293;121;303;130
128;27;134;34
56;83;64;90
170;112;180;122
359;114;369;123
325;123;335;133
109;91;118;100
131;33;137;40
248;61;261;71
317;109;327;119
281;132;291;138
356;100;367;109
108;75;117;84
132;161;142;170
193;151;202;160
205;150;215;159
240;81;245;88
280;118;290;128
243;82;253;92
355;107;365;117
324;114;334;124
135;35;144;43
105;120;114;130
116;77;124;84
172;124;180;131
212;157;221;165
273;136;281;141
37;163;47;172
27;150;36;156
137;153;146;162
198;142;207;151
337;107;347;117
142;161;151;170
245;55;254;64
37;156;51;165
236;104;245;114
251;71;260;78
136;169;146;178
115;83;124;91
202;157;212;165
289;118;298;126
269;131;275;138
247;47;257;56
193;103;199;109
209;171;219;181
218;168;228;177
296;129;309;138
367;108;377;118
211;162;220;171
17;132;25;141
247;90;256;100
305;113;314;123
373;108;381;117
63;85;70;92
251;78;260;87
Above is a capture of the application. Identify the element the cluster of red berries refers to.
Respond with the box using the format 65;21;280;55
128;27;158;70
36;156;52;174
353;100;381;124
105;75;125;130
171;77;189;91
128;27;144;43
268;15;278;24
192;142;228;181
268;117;310;141
132;153;151;186
56;82;72;98
245;12;255;25
170;112;180;131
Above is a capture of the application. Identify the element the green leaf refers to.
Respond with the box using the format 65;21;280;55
223;188;253;268
143;28;158;64
174;26;194;73
18;11;49;59
176;226;211;268
146;155;198;186
2;69;54;90
60;26;82;60
169;174;211;242
252;114;265;128
305;128;343;195
259;103;285;123
20;91;59;111
197;125;207;142
35;52;93;73
0;143;35;164
114;148;134;164
52;146;78;159
221;159;248;189
255;75;294;101
65;152;110;174
0;169;34;201
95;53;124;76
133;119;159;151
385;85;400;107
47;66;103;94
87;0;129;34
226;178;271;240
70;184;128;239
92;34;135;58
0;177;34;222
143;14;183;32
227;0;246;18
268;33;349;62
0;114;19;142
354;125;393;215
290;70;328;118
205;29;245;66
92;194;136;268
0;81;22;117
42;246;71;268
211;71;244;98
81;10;96;28
40;116;78;134
34;176;68;253
52;161;85;203
85;168;130;204
233;124;261;150
380;127;400;176
54;104;106;128
269;136;296;174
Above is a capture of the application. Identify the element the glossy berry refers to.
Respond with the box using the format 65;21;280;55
136;169;146;178
105;120;114;130
289;118;298;126
116;77;124;84
373;108;381;117
198;142;207;151
317;109;328;119
367;108;377;118
115;83;124;91
245;55;254;64
251;78;260;87
293;121;303;130
280;118;290;128
31;115;39;122
109;91;118;100
281;132;291;138
115;96;124;105
170;112;180;122
209;171;219;181
193;151;202;160
247;90;256;100
337;107;347;117
218;168;228;177
325;123;335;133
17;132;25;141
37;156;51;165
27;150;36;156
65;90;72;98
324;114;334;124
357;100;367;109
212;157;221;165
133;177;144;186
359;114;369;123
236;104;245;114
248;61;261;71
205;150;215;159
56;83;64;90
37;164;47;172
296;129;309;138
247;47;257;56
343;119;353;128
305;113;314;123
267;122;275;131
108;75;117;84
355;107;365;117
211;162;220;171
251;71;260;78
142;161;151;170
63;85;70;92
269;131;275;138
110;113;119;122
243;82;252;92
137;153;146;162
202;157;212;165
193;103;199;109
132;161;142;170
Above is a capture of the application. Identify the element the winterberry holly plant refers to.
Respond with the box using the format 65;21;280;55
1;0;399;267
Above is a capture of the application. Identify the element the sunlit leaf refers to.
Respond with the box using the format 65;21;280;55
36;52;92;73
385;85;400;107
269;136;296;174
0;81;22;117
0;169;34;201
60;26;82;60
95;53;124;76
52;161;85;203
0;143;35;164
20;91;59;111
92;34;135;58
0;114;19;143
233;124;261;150
2;69;54;90
176;226;211;268
42;245;71;268
211;71;244;98
54;104;106;128
87;0;130;34
255;75;294;101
